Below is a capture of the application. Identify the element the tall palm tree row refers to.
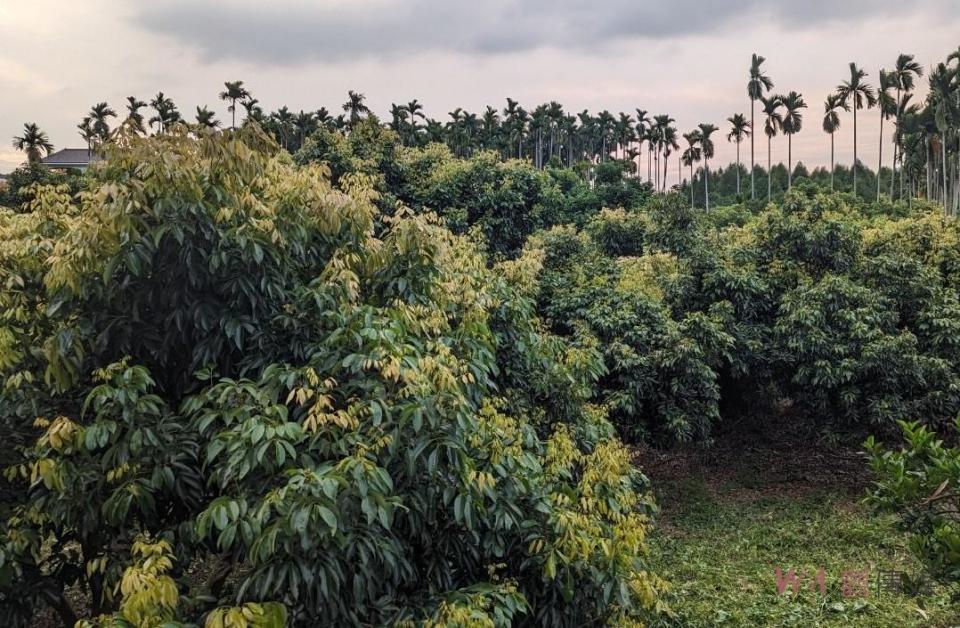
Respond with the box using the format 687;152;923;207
195;106;220;129
836;63;877;196
148;92;181;134
748;53;774;200
88;102;117;145
635;109;650;180
77;117;96;155
12;123;54;164
822;94;848;191
219;80;250;129
12;48;960;212
780;91;807;189
726;113;750;196
342;90;370;129
650;114;676;191
124;97;148;134
761;95;784;202
927;62;959;212
661;124;679;192
698;123;718;209
273;106;295;149
890;54;924;199
876;69;897;201
682;130;702;206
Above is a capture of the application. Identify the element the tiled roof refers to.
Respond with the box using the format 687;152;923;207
42;148;103;166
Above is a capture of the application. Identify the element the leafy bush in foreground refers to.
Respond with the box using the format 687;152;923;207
865;420;960;583
0;128;666;626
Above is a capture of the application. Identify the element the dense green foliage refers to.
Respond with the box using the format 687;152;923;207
294;130;652;258
686;162;897;207
0;129;666;626
3;55;960;620
517;184;960;442
0;162;82;211
866;420;960;582
285;121;960;441
525;208;731;442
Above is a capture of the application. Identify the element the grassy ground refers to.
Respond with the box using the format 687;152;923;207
642;424;960;627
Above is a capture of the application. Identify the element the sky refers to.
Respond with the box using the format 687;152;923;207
2;0;959;174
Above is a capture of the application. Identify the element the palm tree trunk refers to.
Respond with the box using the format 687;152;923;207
877;111;884;201
943;137;948;212
750;99;756;199
890;138;898;199
690;163;695;207
737;141;742;198
891;86;901;199
637;142;642;179
655;151;659;190
663;153;669;192
767;136;772;202
853;106;858;196
900;150;906;200
656;153;660;190
788;134;793;189
830;133;835;191
953;130;959;214
704;160;710;210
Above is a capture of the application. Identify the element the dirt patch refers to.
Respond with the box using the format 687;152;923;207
634;416;874;514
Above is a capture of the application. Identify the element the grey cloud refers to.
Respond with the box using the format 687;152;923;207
134;0;953;64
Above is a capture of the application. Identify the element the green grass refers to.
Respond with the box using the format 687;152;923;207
647;472;960;627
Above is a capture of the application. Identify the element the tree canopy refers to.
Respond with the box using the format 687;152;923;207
0;126;667;626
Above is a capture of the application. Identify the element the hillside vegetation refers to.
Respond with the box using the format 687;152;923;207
2;124;960;626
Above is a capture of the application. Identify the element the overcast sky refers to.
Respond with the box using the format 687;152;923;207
2;1;959;173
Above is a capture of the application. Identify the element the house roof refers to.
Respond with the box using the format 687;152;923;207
42;148;103;167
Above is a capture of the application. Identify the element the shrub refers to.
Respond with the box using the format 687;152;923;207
528;223;731;442
0;163;82;212
585;208;647;258
773;275;956;425
0;128;665;626
395;149;554;258
865;420;960;582
295;117;402;211
590;161;652;211
530;186;960;440
704;188;960;431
